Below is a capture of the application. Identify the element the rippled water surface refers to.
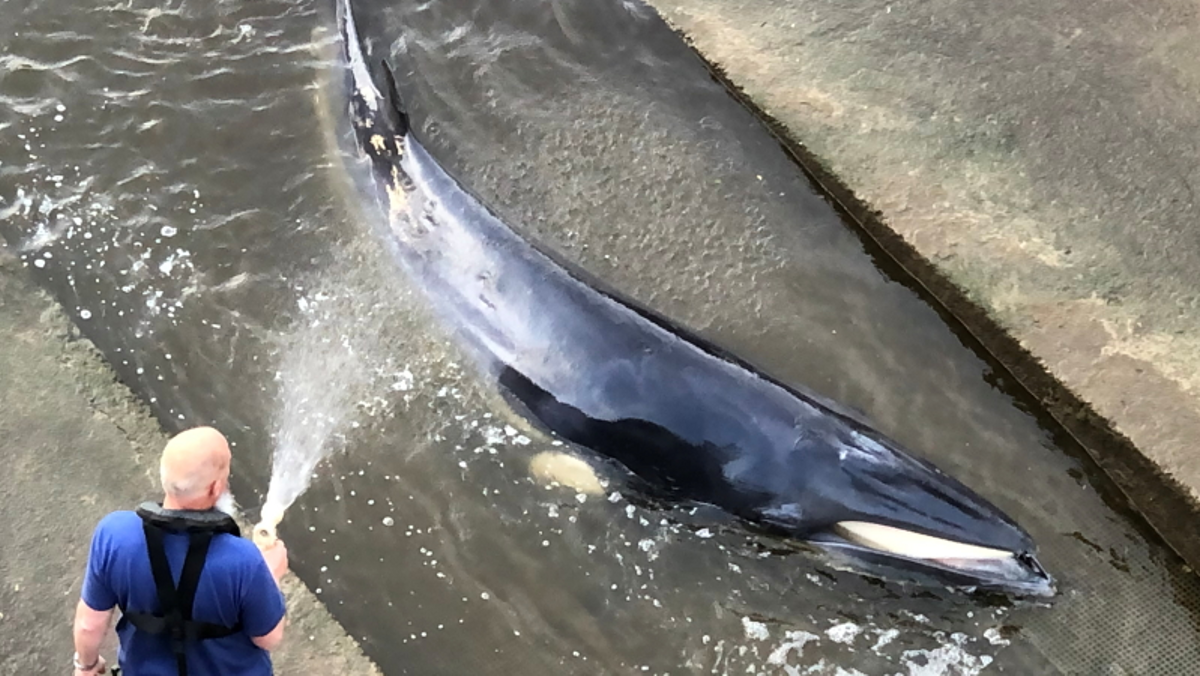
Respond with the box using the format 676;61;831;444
3;0;1200;673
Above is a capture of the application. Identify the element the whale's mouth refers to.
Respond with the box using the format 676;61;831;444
812;521;1054;596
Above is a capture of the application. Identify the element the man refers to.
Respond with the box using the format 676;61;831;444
72;427;290;675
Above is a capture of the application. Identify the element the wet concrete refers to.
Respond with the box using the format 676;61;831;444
0;244;380;675
645;0;1200;573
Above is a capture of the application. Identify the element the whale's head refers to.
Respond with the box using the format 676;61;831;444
760;424;1054;597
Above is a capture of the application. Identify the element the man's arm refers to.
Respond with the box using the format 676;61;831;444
250;616;286;652
73;599;114;673
77;514;120;674
249;539;289;652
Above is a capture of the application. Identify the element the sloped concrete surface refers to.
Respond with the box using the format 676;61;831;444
0;245;380;676
647;0;1200;566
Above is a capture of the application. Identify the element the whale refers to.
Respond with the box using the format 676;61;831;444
331;0;1054;597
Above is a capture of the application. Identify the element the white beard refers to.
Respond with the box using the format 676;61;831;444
214;489;238;517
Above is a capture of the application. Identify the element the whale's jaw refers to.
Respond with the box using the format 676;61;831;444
805;521;1054;597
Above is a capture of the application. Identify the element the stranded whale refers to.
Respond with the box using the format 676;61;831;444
332;0;1053;596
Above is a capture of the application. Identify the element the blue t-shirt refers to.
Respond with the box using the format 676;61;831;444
82;511;286;676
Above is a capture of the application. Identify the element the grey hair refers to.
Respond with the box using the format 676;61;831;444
160;459;207;499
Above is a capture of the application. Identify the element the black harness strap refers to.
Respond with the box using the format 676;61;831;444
174;531;212;640
124;503;242;676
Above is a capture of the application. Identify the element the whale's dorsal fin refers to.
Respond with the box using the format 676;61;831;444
379;60;410;137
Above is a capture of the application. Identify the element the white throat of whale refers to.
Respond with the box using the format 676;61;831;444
834;521;1013;563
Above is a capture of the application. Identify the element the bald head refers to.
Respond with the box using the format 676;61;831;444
160;426;232;509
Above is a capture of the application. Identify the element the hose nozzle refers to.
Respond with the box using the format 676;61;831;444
253;503;285;549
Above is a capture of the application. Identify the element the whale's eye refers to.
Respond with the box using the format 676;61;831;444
834;521;1013;561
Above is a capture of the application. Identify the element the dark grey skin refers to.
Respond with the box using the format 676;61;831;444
333;0;1053;597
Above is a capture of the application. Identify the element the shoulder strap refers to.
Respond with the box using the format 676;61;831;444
175;531;213;638
141;520;191;676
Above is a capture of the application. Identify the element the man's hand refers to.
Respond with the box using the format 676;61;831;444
258;538;289;583
73;653;106;675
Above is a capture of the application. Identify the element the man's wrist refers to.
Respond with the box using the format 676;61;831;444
72;651;100;671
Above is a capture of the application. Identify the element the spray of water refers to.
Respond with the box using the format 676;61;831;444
251;33;428;543
255;290;377;545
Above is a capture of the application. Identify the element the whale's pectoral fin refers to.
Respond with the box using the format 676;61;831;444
528;450;607;496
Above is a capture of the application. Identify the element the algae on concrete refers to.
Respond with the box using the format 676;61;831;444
0;244;380;675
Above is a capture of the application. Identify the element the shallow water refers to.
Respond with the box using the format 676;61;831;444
2;0;1199;673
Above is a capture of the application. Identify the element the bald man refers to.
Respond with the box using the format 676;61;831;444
72;427;289;676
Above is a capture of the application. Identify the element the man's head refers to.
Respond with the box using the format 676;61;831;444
160;426;232;511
